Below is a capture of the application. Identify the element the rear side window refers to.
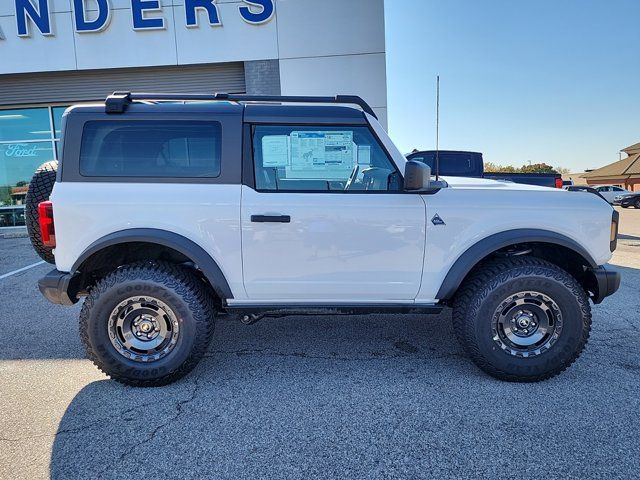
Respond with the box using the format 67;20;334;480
79;120;222;178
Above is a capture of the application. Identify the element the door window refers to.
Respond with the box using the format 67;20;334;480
252;125;401;192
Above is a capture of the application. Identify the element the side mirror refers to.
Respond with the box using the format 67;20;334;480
404;160;432;191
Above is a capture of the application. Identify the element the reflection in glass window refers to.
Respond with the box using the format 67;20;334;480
52;106;69;139
0;206;26;227
0;143;55;206
0;108;51;142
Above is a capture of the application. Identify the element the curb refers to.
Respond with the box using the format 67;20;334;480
0;229;29;239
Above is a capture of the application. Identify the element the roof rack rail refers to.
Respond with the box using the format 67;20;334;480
104;91;378;119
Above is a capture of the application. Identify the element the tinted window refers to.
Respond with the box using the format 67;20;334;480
80;121;221;178
253;125;400;192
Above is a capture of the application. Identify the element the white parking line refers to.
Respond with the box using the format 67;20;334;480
0;260;46;280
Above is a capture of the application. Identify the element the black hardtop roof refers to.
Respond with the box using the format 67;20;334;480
66;92;373;125
67;101;368;125
102;91;376;119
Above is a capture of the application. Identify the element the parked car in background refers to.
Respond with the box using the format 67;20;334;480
406;150;563;188
591;185;634;204
615;192;640;208
563;185;607;201
483;171;563;189
405;150;484;177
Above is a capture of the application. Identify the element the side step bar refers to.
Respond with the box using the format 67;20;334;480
224;303;443;317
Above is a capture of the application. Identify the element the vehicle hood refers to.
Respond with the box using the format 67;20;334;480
440;176;559;192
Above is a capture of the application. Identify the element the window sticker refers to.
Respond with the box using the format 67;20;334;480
287;131;354;179
357;145;371;165
261;135;290;167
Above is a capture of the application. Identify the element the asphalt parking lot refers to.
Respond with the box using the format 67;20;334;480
1;208;639;480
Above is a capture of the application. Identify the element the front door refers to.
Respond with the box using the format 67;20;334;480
241;124;426;302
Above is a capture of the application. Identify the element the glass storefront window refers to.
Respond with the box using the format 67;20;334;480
0;104;71;218
52;106;69;139
0;108;51;142
0;142;55;206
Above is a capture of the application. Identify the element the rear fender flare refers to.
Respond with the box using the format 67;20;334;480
72;228;233;299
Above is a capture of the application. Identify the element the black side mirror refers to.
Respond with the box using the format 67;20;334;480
404;160;431;191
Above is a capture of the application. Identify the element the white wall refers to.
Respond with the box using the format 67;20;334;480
0;0;387;126
276;0;387;126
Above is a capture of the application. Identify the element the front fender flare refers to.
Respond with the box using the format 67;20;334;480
72;228;233;300
436;229;598;300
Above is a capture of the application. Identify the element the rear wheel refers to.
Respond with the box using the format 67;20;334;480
25;160;58;263
79;262;216;387
635;199;640;209
453;257;591;382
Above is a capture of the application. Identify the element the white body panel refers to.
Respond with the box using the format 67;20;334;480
416;180;614;302
50;110;615;306
51;182;247;300
239;186;426;301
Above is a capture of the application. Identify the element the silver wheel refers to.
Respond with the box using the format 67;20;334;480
491;291;563;358
108;296;180;363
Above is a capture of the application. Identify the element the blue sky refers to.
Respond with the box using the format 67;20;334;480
385;0;640;172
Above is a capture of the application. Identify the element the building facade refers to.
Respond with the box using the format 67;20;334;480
0;0;387;227
583;142;640;191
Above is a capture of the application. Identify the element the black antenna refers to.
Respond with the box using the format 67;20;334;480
435;75;440;180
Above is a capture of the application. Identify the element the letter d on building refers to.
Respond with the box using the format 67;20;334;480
73;0;111;33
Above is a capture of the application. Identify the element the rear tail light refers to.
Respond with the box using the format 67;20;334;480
38;201;56;248
555;178;563;189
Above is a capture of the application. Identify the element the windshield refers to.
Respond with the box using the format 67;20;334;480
407;151;483;177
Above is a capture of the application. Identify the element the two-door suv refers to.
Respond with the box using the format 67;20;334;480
28;92;620;386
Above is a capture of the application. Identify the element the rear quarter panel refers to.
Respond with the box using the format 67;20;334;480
50;182;246;299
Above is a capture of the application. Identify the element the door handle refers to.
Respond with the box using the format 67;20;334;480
251;215;291;223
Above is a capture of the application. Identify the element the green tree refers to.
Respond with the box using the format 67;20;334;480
519;163;557;173
0;186;11;206
484;162;517;172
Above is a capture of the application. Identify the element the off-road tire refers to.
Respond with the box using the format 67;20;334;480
453;257;591;382
25;160;58;263
79;262;216;387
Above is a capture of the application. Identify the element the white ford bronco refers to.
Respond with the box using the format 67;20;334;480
28;92;620;387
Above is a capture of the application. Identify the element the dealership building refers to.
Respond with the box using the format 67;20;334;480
0;0;387;228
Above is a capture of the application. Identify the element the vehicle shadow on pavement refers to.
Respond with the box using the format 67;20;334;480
48;310;479;479
48;270;640;479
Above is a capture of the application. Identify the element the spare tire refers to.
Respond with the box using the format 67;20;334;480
25;160;58;264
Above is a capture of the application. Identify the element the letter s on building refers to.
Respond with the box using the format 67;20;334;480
238;0;274;25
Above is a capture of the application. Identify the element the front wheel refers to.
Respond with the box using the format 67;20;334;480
635;199;640;209
79;262;215;387
453;257;591;382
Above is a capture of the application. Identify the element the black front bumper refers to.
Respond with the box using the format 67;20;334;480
38;269;80;305
588;266;621;304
